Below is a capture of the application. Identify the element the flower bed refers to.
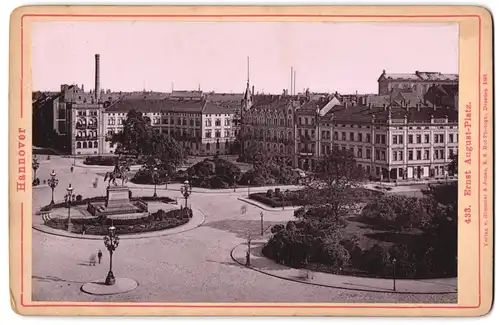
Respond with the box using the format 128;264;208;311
46;208;192;235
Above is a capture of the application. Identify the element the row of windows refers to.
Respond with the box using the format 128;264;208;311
205;118;232;127
394;133;456;145
205;130;233;139
249;117;293;127
76;141;98;149
251;129;293;140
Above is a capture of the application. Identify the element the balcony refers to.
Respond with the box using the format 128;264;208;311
88;124;98;129
76;135;98;141
75;124;87;129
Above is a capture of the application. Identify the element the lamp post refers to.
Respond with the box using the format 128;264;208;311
64;184;74;232
47;170;59;205
104;225;120;285
260;212;264;235
180;180;192;209
32;155;39;183
247;179;251;197
152;167;158;198
392;258;397;291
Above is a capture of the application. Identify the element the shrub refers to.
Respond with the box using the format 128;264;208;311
32;178;40;186
266;189;273;198
83;156;117;166
75;195;83;202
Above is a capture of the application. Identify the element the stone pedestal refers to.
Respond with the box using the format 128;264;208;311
102;186;141;216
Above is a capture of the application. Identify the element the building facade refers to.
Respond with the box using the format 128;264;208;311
378;70;458;98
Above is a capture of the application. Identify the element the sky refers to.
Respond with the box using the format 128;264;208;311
32;21;459;94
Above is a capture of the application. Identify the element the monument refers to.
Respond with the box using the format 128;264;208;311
88;161;145;218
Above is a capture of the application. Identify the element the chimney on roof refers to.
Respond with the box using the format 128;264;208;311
95;54;101;102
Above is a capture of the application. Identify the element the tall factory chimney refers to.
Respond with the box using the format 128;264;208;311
94;54;100;101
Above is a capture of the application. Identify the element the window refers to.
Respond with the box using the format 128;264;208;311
190;119;194;126
224;130;230;137
171;117;175;125
449;134;454;143
376;150;380;160
366;134;371;143
298;117;302;125
366;149;371;159
398;151;403;161
434;150;439;159
215;119;221;126
408;135;413;144
392;150;398;161
449;149;454;159
381;150;386;161
350;132;354;141
440;150;445;159
375;135;380;144
381;135;386;144
215;130;221;138
439;134;444;143
358;148;362;158
408;150;414;160
334;132;338;140
424;150;430;160
416;150;422;160
182;118;187;126
416;135;421;144
177;118;181;125
225;118;230;126
424;134;430;143
76;142;81;149
206;143;210;150
196;119;201;126
205;119;212;127
392;135;398;144
216;141;220;149
358;133;362;142
342;132;346;141
205;130;211;138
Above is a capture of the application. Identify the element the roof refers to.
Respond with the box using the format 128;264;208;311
203;100;240;114
378;70;458;82
105;98;206;113
321;104;458;124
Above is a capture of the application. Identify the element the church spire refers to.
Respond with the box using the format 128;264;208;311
243;56;252;110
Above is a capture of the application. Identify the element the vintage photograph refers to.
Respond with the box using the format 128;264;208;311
30;20;460;304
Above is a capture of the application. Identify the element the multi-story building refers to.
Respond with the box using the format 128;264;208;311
377;70;458;98
36;54;241;157
305;102;458;181
240;93;299;166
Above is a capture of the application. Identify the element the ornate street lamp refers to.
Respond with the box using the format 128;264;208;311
392;258;397;291
47;170;59;205
153;167;158;198
260;212;264;235
32;155;39;183
104;225;120;285
64;183;74;232
180;180;192;209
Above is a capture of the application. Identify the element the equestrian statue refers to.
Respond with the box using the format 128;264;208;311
104;160;130;187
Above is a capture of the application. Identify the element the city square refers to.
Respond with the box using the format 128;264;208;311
31;21;459;304
32;154;457;303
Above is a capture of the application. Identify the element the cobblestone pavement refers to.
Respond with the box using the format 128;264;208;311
32;156;457;303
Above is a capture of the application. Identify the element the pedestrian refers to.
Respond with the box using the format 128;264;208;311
89;253;96;266
70;166;74;173
82;224;86;235
97;249;103;264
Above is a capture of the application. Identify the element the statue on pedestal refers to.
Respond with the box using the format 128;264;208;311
104;159;130;187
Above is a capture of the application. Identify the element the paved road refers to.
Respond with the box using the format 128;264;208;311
32;156;457;303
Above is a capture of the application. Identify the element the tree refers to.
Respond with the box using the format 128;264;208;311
306;147;366;222
447;152;458;176
109;109;184;174
109;110;153;157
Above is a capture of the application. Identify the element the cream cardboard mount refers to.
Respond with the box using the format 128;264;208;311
8;5;494;317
